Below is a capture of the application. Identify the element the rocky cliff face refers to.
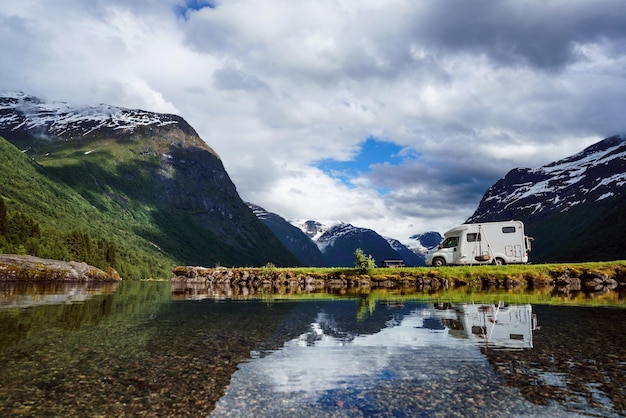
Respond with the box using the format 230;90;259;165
0;92;300;268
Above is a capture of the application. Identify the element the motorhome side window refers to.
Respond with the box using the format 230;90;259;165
441;237;459;248
466;233;481;242
502;226;516;233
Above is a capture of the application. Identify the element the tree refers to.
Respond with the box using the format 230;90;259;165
354;248;376;274
0;198;7;236
65;231;93;262
7;212;40;244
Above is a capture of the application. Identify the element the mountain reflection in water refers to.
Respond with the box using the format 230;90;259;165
211;302;574;417
212;300;626;417
0;282;624;417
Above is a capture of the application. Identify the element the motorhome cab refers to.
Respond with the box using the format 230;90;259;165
425;221;532;267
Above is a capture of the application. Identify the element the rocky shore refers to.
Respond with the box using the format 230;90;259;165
0;254;121;281
171;266;421;295
171;264;626;297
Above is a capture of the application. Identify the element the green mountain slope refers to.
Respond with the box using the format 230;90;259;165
0;96;300;278
0;136;174;279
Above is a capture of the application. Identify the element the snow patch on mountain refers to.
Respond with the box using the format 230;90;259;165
469;135;626;222
291;219;344;244
409;232;443;254
248;203;271;220
0;92;179;138
314;223;359;253
385;237;406;253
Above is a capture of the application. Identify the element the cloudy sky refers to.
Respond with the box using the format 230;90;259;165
2;0;626;243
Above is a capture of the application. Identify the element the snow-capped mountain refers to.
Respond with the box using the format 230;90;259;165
468;135;626;262
0;91;183;139
291;219;343;242
287;219;424;267
247;204;325;267
0;92;300;270
468;135;626;223
384;237;425;267
409;232;443;255
313;222;402;267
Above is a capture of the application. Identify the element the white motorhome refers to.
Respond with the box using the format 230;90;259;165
425;220;532;267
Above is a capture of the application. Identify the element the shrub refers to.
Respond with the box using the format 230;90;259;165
354;248;376;274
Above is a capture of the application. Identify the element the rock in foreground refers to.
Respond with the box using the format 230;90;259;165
0;254;120;281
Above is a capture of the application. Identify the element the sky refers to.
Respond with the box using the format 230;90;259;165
1;0;626;244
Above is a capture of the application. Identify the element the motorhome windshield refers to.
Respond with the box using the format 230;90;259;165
441;237;458;248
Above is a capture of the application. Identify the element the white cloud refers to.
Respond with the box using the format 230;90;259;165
1;0;625;244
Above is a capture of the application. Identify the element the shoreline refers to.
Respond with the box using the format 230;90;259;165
171;262;626;294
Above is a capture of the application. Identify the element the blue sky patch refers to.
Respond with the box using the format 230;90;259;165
316;137;419;193
174;0;215;19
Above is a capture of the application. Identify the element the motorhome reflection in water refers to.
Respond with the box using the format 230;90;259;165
433;302;538;349
425;221;533;267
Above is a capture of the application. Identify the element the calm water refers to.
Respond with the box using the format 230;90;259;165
0;281;625;417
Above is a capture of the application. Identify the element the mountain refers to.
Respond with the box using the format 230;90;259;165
247;204;325;267
314;223;399;267
467;135;626;262
248;211;423;267
293;221;420;267
384;237;425;267
0;92;300;278
293;219;341;241
409;231;443;254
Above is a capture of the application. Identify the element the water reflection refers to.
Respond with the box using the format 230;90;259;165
0;282;624;417
213;301;625;417
433;302;537;349
0;281;119;309
485;305;626;416
211;301;558;417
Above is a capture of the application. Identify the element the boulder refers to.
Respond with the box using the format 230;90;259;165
0;254;120;281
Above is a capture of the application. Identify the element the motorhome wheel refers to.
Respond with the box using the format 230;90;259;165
432;257;446;267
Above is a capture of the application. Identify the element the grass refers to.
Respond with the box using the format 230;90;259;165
262;260;626;283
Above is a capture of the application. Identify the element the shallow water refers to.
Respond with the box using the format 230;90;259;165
0;281;624;417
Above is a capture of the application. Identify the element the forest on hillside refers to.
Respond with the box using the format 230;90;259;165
0;198;156;279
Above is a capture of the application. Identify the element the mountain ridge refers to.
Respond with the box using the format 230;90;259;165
468;135;626;224
247;203;325;267
2;92;625;272
0;91;210;147
468;135;626;262
0;92;300;278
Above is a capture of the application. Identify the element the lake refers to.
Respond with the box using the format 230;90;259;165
0;281;624;417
